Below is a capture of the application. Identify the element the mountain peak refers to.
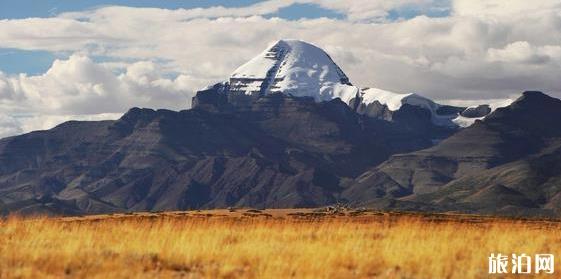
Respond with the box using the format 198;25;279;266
509;90;560;109
518;90;554;102
229;39;357;103
522;90;546;97
268;39;309;51
198;39;497;130
483;91;561;138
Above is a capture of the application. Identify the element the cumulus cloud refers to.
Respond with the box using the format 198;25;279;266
0;0;560;138
0;55;207;138
0;55;205;113
487;41;561;64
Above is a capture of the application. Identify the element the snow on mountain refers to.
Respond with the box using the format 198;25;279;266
359;87;461;127
451;99;514;127
357;88;512;127
229;39;358;103
203;39;501;128
359;88;439;112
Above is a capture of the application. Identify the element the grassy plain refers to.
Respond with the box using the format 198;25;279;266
0;209;560;278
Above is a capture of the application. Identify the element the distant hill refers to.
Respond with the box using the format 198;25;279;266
344;91;561;216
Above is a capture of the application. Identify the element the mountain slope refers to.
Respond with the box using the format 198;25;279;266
344;91;561;216
0;92;451;215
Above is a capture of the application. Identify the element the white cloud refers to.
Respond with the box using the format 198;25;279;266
487;41;561;64
0;0;560;138
0;55;204;114
453;0;561;17
0;55;207;138
58;0;439;23
0;114;23;138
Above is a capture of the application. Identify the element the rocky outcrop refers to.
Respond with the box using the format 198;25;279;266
460;104;491;118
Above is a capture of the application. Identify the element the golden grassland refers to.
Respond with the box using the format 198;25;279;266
1;209;560;278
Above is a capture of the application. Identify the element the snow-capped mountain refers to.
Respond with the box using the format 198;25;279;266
1;37;555;217
229;39;358;103
205;39;498;128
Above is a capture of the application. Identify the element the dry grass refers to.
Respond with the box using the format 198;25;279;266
0;209;560;278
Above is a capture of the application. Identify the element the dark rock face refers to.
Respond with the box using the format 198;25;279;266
460;104;491;118
191;82;230;112
347;95;459;141
436;105;466;116
0;89;455;215
344;91;561;216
